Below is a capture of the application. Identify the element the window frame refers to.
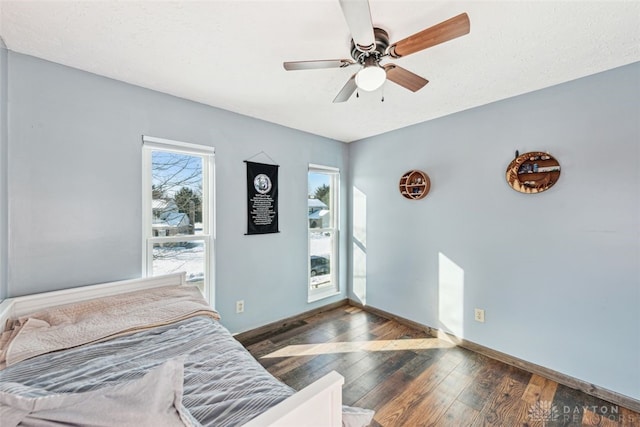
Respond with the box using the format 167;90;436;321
142;135;215;306
308;164;340;302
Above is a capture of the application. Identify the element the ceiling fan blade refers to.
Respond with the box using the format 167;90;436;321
339;0;376;52
384;64;429;92
333;74;358;103
389;13;470;58
284;59;355;71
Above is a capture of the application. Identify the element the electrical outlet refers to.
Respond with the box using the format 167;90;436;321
474;308;485;323
236;300;244;314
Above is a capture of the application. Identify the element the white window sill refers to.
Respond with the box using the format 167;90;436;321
307;289;341;303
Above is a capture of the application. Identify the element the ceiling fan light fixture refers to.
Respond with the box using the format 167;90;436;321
355;65;386;91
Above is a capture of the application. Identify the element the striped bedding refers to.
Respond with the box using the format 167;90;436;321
0;316;295;426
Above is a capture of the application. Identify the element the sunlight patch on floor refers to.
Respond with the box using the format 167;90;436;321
261;337;455;358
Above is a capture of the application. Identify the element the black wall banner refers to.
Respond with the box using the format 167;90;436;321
245;161;279;235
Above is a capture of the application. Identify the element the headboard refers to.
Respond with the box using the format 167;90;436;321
0;273;186;333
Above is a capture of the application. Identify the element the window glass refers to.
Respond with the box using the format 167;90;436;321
152;241;205;292
151;151;203;236
143;137;213;303
308;167;338;298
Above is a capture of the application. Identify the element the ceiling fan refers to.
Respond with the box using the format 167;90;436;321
283;0;470;103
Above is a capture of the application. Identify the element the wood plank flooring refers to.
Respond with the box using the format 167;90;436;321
237;305;640;427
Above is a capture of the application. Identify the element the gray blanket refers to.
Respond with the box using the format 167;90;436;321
0;316;294;426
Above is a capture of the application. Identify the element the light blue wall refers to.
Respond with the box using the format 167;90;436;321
0;39;8;301
348;62;640;400
5;51;349;333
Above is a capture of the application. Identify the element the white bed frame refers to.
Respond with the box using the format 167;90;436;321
0;273;344;427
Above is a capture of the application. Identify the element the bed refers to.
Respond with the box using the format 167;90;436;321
0;273;374;427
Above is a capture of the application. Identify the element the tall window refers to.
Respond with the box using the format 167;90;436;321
308;164;339;301
142;136;214;304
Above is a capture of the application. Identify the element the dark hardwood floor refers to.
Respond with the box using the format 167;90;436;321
237;305;640;426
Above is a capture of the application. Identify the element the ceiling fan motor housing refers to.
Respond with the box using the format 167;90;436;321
350;27;389;65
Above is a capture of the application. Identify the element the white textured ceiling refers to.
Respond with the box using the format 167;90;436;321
1;1;639;142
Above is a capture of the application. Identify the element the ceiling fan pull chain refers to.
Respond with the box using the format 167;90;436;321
356;90;359;98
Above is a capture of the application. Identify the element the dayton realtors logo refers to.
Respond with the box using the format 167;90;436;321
528;401;635;425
